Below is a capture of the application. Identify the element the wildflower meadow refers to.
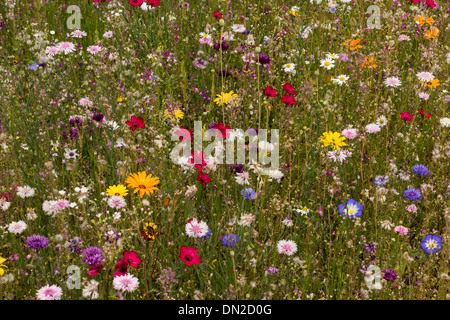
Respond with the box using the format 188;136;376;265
0;0;449;302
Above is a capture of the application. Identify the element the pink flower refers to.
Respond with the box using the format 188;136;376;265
365;123;381;134
87;45;102;55
54;199;69;211
394;225;408;235
406;204;417;213
342;128;358;139
36;285;63;300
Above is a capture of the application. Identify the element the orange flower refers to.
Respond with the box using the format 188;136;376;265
359;56;377;69
424;26;439;40
425;79;440;88
426;16;435;26
341;39;362;51
414;14;425;26
126;171;160;198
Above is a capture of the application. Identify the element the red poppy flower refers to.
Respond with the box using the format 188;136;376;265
408;0;419;3
147;0;160;7
1;193;12;201
124;251;141;268
400;112;414;122
113;258;128;277
174;126;192;142
128;0;144;6
197;171;212;186
212;122;231;139
87;264;102;277
213;11;222;19
282;83;295;95
264;86;277;98
281;94;296;105
126;115;145;131
179;246;201;266
420;109;432;119
189;151;207;171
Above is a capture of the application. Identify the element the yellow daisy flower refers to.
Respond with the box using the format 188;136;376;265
319;131;347;151
106;184;128;197
214;91;239;106
0;257;7;276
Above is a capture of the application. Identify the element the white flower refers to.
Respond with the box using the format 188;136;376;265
296;207;309;216
113;212;121;220
16;186;35;198
440;117;450;127
231;24;246;33
282;63;296;73
384;77;402;87
416;71;434;82
103;31;113;39
205;155;220;171
376;116;387;127
238;213;255;227
114;137;128;148
64;148;79;160
113;274;139;292
418;92;429;100
8;221;27;234
268;169;284;182
235;171;251;185
277;240;298;256
320;58;335;69
332;74;349;85
82;280;99;300
185;218;209;238
50;30;55;35
258;141;274;152
366;123;381;134
326;53;339;60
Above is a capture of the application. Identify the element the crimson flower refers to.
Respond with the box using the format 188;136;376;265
282;83;295;95
126;115;145;131
425;0;436;8
213;11;222;19
1;192;12;201
113;258;128;277
282;95;296;105
197;171;212;186
420;109;432;119
124;250;141;268
400;112;414;122
264;86;277;98
189;151;207;171
174;126;192;142
408;0;419;3
128;0;144;6
179;246;201;266
212;122;231;139
93;0;107;2
147;0;160;7
87;264;102;277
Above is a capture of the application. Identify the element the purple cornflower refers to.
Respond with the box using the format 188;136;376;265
412;164;429;176
92;113;104;122
213;41;229;51
241;188;257;200
222;234;239;247
374;175;389;187
382;269;398;282
82;247;104;265
27;235;49;250
230;164;244;174
404;188;421;201
364;242;378;253
267;267;279;275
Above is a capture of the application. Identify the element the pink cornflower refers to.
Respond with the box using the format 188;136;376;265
79;97;93;107
342;128;358;139
277;240;298;256
384;77;402;87
365;123;381;134
45;46;60;57
36;285;63;300
57;42;76;54
70;30;87;38
87;45;102;55
406;204;417;213
107;196;127;210
112;274;139;293
54;199;70;211
394;225;408;235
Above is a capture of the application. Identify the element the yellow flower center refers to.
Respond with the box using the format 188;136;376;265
324;61;330;66
286;64;291;68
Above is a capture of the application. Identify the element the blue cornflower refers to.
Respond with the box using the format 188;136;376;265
412;164;429;176
403;188;421;201
202;228;212;239
420;234;442;254
241;188;257;200
222;234;239;247
28;62;39;71
338;198;364;218
374;175;389;187
330;7;336;13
